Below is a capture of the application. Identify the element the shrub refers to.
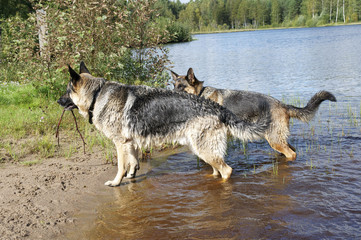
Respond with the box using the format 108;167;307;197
351;13;358;22
0;0;172;99
318;14;330;26
306;16;319;28
167;21;192;43
293;15;306;27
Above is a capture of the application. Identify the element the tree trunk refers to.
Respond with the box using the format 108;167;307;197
321;0;324;14
36;9;49;61
330;0;333;22
312;2;315;18
0;26;2;64
336;0;339;23
343;0;345;23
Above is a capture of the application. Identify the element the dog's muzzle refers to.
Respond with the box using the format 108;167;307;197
57;96;78;111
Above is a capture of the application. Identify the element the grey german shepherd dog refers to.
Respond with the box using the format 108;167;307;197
171;68;336;161
57;62;271;186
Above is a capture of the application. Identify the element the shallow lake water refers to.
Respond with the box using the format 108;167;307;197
68;25;361;239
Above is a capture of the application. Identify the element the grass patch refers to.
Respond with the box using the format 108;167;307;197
0;83;86;139
21;159;41;166
0;82;98;163
0;83;40;106
2;142;21;162
0;82;125;165
29;135;57;158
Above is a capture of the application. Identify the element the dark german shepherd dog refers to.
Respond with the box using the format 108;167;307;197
58;62;271;186
171;68;336;160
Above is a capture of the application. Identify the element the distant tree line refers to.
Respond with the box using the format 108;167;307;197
171;0;361;31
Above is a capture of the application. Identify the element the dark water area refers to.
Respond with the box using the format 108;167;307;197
68;26;361;239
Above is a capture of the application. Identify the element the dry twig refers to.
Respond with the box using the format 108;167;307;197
56;109;86;154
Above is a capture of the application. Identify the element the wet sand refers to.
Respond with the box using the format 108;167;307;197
0;146;114;239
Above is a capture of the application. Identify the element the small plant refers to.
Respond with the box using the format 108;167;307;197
310;126;315;136
21;159;41;166
4;143;19;162
65;145;76;159
272;160;278;176
32;136;56;158
105;148;115;164
308;158;314;170
242;140;248;159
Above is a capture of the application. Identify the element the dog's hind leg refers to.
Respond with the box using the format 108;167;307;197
211;166;220;176
288;143;296;152
216;160;232;179
209;157;232;179
188;122;232;179
197;152;232;179
105;140;136;186
268;140;296;161
266;126;296;160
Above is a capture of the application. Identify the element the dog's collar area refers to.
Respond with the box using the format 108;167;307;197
88;86;102;124
198;87;206;97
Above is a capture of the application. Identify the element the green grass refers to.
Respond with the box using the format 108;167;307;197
0;82;99;162
2;142;20;161
0;82;88;138
31;135;57;158
21;159;41;166
0;83;39;105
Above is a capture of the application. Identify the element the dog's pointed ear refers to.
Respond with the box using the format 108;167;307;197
68;65;80;85
186;68;198;85
79;61;91;74
170;70;179;81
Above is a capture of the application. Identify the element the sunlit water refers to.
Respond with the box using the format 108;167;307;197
68;25;361;239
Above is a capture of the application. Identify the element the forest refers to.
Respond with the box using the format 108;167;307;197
174;0;361;32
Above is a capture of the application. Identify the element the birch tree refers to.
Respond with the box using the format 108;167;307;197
343;0;345;22
336;0;339;22
36;9;49;62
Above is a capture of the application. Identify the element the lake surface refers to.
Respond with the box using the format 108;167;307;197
69;25;361;239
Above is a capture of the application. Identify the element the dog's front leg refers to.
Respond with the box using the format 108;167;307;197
105;139;129;187
125;145;139;179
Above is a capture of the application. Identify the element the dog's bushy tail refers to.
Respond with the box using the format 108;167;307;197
286;91;336;122
227;101;271;142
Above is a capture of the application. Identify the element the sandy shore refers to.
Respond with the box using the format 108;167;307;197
0;135;182;240
0;144;117;240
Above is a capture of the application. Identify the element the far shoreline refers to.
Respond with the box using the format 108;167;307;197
191;21;361;35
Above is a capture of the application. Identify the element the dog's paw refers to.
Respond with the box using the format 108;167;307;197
124;173;135;179
104;180;119;187
125;169;137;179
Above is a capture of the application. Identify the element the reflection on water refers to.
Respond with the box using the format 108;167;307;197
67;25;361;239
69;111;361;239
71;150;295;240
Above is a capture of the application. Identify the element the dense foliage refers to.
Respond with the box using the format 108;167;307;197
177;0;361;31
0;0;191;99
